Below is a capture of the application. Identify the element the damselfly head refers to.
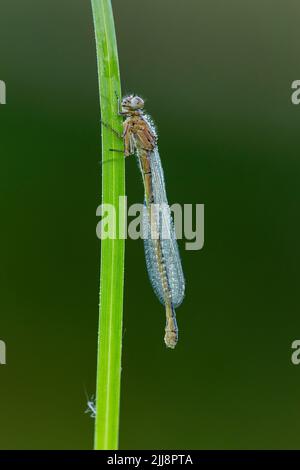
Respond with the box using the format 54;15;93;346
122;95;144;112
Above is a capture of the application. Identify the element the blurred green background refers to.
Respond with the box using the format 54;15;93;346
1;0;300;450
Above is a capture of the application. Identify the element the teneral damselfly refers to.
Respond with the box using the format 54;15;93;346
106;95;185;349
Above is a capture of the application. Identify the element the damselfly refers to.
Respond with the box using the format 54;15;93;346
106;95;185;349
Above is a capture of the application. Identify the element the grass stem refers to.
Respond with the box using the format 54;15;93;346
91;0;125;450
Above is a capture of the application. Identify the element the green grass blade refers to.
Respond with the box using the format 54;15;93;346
91;0;125;450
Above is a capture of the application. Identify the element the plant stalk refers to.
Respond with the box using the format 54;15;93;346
91;0;125;450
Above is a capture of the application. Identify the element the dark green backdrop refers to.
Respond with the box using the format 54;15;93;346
1;0;300;449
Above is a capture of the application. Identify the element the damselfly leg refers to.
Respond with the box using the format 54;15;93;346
100;119;123;140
